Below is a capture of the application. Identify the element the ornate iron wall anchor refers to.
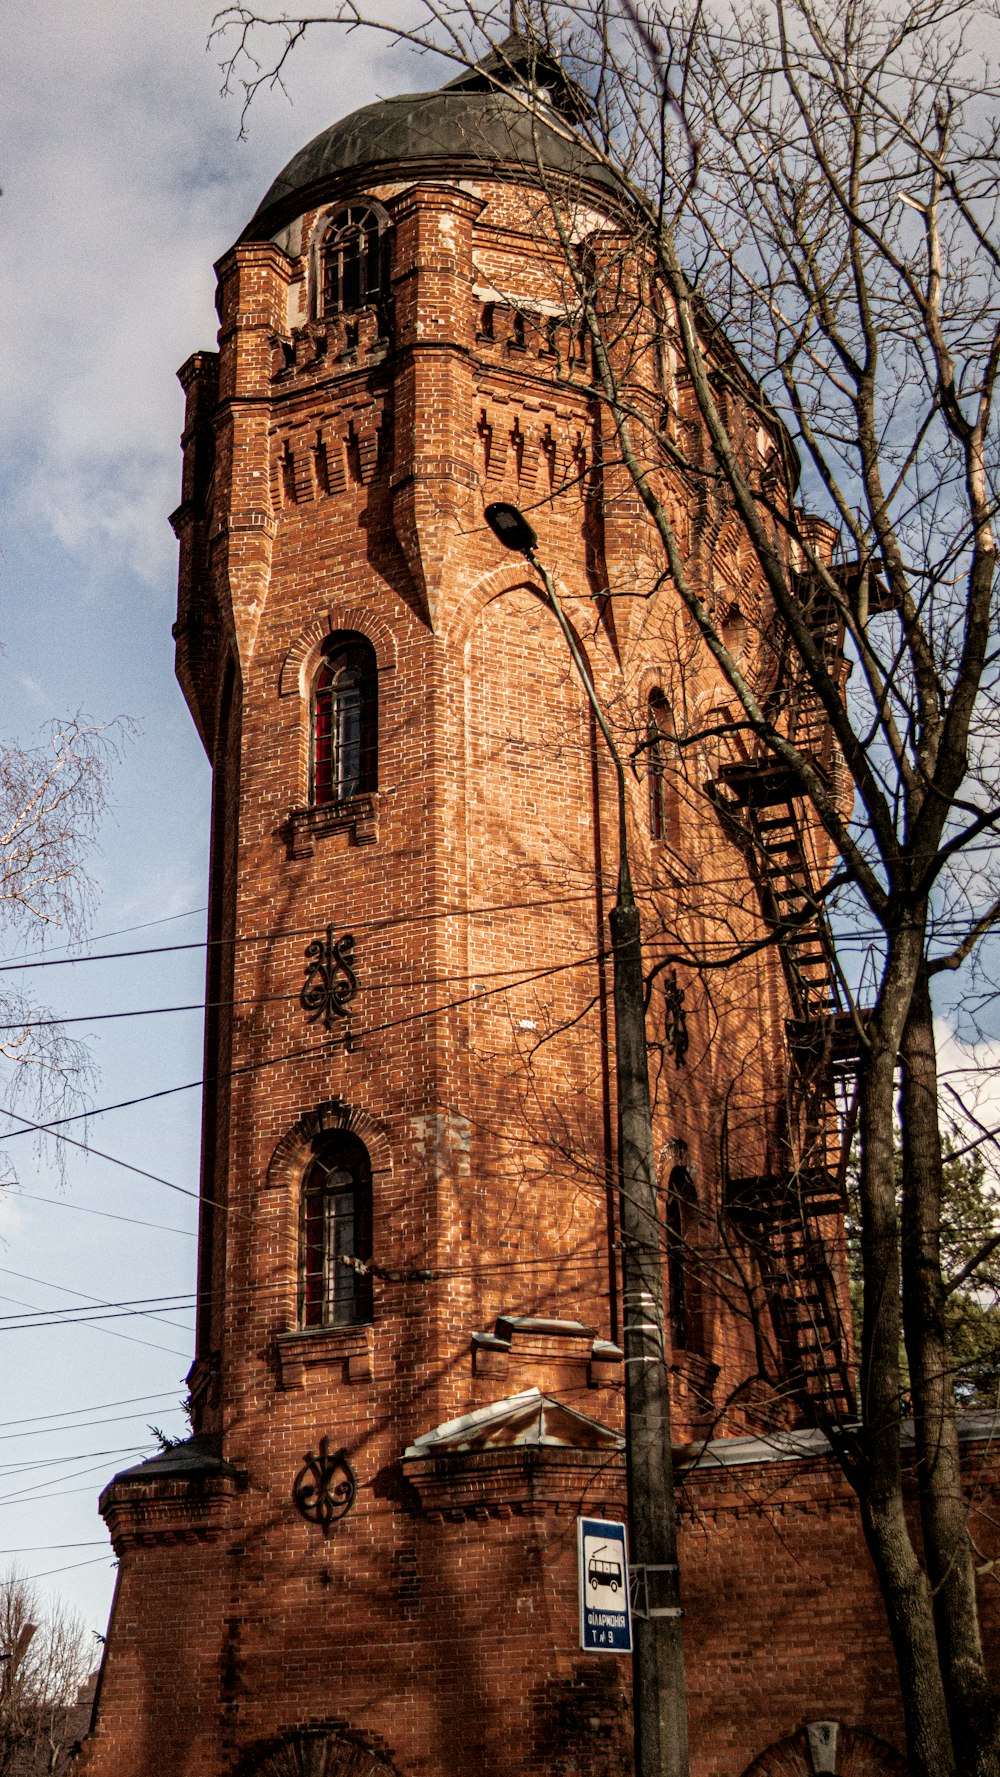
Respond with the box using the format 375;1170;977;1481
663;970;689;1068
301;925;358;1046
292;1437;357;1537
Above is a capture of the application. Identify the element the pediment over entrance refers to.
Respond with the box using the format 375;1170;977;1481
403;1386;623;1456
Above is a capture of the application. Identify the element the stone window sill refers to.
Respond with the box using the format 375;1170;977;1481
284;794;378;858
276;1322;373;1389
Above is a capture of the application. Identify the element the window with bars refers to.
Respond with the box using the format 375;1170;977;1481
321;204;391;317
311;635;377;806
299;1134;373;1329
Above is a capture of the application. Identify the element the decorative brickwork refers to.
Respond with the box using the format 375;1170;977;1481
79;44;1000;1777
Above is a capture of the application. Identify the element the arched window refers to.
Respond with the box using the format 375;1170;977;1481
321;205;391;317
666;1162;701;1353
311;635;377;806
299;1133;373;1329
647;689;670;840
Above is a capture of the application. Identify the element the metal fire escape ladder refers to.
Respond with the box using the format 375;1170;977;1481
712;758;857;1424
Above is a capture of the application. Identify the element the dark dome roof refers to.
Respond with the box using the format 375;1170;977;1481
244;44;615;237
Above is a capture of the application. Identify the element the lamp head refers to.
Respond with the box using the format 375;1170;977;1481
484;502;538;556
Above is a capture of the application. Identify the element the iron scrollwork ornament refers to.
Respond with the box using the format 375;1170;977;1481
301;924;358;1046
292;1436;357;1537
663;969;689;1069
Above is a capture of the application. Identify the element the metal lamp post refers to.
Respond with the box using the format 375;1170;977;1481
483;502;689;1777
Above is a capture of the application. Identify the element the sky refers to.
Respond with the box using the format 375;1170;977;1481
0;0;417;1647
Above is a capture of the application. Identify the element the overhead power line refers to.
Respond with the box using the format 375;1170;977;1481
0;1248;608;1338
0;1540;108;1553
0;1106;202;1202
0;1407;187;1444
0;906;207;969
0;1284;191;1359
0;948;607;1163
0;1467;147;1511
0;1391;186;1432
0;1446;152;1478
0;953;609;1031
0;1266;194;1336
15;1554;116;1582
5;1188;195;1239
0;890;596;976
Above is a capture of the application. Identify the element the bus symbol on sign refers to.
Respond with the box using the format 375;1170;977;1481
588;1547;622;1592
578;1518;632;1654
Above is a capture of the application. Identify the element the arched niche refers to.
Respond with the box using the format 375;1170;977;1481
740;1722;908;1777
234;1724;405;1777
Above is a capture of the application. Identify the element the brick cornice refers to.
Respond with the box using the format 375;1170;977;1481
403;1444;626;1520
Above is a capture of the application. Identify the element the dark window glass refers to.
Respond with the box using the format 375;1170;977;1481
666;1179;688;1349
322;206;390;317
312;637;377;806
300;1135;373;1328
648;690;669;840
666;1164;701;1354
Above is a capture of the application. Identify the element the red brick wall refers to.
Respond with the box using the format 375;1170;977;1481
77;153;935;1777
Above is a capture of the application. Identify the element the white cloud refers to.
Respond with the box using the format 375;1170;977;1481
0;1188;25;1238
0;0;395;586
936;1020;1000;1137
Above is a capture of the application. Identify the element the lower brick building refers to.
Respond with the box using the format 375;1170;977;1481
76;35;1000;1777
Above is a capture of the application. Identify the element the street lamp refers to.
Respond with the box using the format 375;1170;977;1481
483;502;689;1777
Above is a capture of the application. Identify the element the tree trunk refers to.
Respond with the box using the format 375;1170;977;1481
901;964;1000;1777
853;945;956;1777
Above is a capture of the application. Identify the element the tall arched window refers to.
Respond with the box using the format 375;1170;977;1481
321;205;391;316
300;1133;373;1329
666;1162;701;1353
311;635;377;806
647;689;670;840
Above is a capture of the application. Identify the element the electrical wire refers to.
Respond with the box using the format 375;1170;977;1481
0;1107;201;1201
0;1540;108;1553
0;947;607;1149
0;1409;188;1445
0;1249;610;1337
15;1554;115;1581
0;1268;194;1336
0;1468;148;1511
0;1447;151;1479
0;907;207;969
0;881;994;987
4;1189;195;1239
0;1287;190;1359
0;1392;186;1431
0;951;608;1030
0;1306;194;1333
0;890;597;976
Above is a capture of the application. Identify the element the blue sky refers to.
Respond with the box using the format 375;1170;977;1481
0;0;409;1643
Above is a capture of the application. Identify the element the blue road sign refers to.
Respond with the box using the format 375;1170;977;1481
578;1517;632;1654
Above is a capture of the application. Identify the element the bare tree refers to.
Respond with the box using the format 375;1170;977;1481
212;4;1000;1771
0;715;128;1178
0;1570;93;1777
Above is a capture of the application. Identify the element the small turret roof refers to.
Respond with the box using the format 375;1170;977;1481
243;35;614;238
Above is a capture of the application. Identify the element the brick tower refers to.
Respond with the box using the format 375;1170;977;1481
78;38;984;1777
